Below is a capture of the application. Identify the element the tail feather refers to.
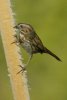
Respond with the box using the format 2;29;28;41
44;48;61;61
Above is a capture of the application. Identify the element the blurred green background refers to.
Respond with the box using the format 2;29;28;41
0;0;67;100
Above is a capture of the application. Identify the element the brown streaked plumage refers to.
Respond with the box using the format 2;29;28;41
14;23;61;63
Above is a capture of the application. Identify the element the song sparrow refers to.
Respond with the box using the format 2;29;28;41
14;23;61;66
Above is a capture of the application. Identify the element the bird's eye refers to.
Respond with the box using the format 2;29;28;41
20;25;23;28
25;30;28;32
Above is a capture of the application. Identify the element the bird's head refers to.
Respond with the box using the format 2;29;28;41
14;23;34;35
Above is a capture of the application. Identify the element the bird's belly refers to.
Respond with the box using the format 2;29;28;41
21;41;32;54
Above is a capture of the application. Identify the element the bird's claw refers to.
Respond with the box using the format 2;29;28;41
11;40;17;44
17;65;26;74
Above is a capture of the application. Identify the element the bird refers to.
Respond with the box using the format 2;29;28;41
13;23;61;72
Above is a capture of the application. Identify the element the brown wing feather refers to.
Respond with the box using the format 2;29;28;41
29;32;45;53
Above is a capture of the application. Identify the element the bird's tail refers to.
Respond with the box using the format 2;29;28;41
44;47;61;61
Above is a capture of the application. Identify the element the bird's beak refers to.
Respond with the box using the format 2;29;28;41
13;25;18;29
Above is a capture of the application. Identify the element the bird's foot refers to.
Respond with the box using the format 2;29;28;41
17;65;26;74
